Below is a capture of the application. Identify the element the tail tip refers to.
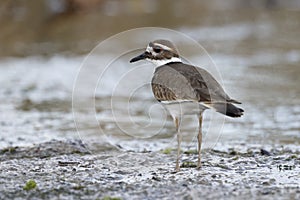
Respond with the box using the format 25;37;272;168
227;108;244;117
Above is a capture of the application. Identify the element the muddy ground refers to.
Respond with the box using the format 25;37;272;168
0;140;299;200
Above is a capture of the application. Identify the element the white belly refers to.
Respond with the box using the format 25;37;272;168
162;101;208;119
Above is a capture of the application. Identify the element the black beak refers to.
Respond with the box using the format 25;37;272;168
130;52;149;63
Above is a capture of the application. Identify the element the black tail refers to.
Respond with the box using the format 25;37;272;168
213;103;244;118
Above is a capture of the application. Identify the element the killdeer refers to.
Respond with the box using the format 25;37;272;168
130;39;244;172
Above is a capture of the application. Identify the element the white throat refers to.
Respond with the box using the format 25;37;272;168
147;57;182;67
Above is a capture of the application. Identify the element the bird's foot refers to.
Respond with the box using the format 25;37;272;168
173;162;180;173
196;162;202;170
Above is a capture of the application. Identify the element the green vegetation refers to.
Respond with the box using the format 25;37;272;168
73;185;85;190
231;156;239;160
184;149;198;155
161;148;172;154
286;154;297;160
23;180;37;191
102;197;122;200
181;162;197;168
1;147;18;154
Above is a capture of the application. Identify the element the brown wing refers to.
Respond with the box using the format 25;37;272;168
152;62;241;104
151;83;177;101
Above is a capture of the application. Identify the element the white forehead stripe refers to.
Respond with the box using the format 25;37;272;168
146;45;152;52
146;43;173;53
153;43;173;51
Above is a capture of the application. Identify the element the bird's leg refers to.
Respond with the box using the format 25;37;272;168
175;117;182;172
197;113;203;169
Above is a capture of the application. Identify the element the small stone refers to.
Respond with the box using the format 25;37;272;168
211;174;217;178
260;149;271;156
152;176;161;181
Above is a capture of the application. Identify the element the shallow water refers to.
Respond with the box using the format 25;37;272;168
1;7;299;150
0;29;299;150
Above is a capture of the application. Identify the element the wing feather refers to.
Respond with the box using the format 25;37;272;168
151;62;241;104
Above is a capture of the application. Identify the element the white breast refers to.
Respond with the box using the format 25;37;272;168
147;57;182;67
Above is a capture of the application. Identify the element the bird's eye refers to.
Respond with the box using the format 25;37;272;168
153;47;161;53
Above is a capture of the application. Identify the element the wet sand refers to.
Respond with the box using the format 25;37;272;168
0;140;299;199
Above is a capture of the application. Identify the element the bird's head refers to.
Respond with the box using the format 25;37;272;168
130;39;182;66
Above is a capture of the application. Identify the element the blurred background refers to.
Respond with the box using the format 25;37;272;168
1;0;300;57
0;0;299;151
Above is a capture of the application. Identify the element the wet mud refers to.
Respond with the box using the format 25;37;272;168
0;140;299;199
